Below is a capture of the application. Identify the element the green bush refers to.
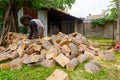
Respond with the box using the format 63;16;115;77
19;26;28;34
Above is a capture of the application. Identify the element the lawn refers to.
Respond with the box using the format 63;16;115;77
0;38;120;80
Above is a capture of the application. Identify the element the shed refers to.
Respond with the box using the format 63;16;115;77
18;8;83;36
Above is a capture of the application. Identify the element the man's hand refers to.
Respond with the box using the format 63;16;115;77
39;33;43;38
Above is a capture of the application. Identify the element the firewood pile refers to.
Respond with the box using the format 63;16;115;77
0;32;116;74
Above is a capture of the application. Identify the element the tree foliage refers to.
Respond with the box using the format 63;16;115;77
105;0;117;20
91;0;117;27
91;18;114;27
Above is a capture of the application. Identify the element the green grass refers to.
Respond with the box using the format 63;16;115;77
88;38;114;45
0;38;120;80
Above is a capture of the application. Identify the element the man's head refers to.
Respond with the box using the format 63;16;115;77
20;15;32;26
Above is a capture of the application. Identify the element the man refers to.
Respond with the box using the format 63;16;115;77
20;15;44;39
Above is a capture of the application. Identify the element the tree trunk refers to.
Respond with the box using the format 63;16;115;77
0;0;19;46
116;0;120;44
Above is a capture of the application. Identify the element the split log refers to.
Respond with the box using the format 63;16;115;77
46;47;58;60
41;40;53;50
85;60;102;74
77;53;89;63
78;44;87;53
66;58;79;71
84;49;97;59
0;46;5;52
55;32;66;43
40;49;48;55
99;50;116;61
33;43;41;52
17;46;25;57
39;53;46;61
10;58;23;70
0;62;10;69
26;47;36;55
89;45;99;51
21;40;32;49
55;53;70;67
43;36;53;44
51;35;57;42
53;41;62;52
75;34;88;45
40;60;56;68
0;52;11;61
47;69;69;80
59;36;69;46
68;43;78;57
23;54;40;64
61;45;71;57
30;54;40;63
10;51;19;59
9;43;18;51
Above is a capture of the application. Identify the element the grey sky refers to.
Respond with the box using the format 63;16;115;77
67;0;111;18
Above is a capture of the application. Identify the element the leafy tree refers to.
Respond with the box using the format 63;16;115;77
105;0;117;20
0;0;75;45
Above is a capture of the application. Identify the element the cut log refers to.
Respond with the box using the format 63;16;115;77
17;46;25;57
68;43;78;57
99;50;116;61
10;51;19;59
0;52;11;61
22;40;32;49
89;45;99;51
55;53;70;67
0;62;10;69
0;46;5;53
40;49;48;55
66;58;79;71
40;60;56;68
53;41;62;52
26;47;35;55
84;49;97;59
10;58;23;70
23;54;40;64
78;44;87;53
39;53;46;61
9;43;18;51
41;40;53;50
30;54;40;63
47;69;69;80
32;42;41;52
61;45;71;57
55;32;66;43
59;36;69;46
46;47;58;60
85;60;102;74
75;33;89;45
51;35;57;42
77;53;89;63
43;36;53;44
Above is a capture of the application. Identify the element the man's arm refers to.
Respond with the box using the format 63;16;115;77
39;26;44;38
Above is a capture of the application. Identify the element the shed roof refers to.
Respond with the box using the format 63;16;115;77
47;8;83;22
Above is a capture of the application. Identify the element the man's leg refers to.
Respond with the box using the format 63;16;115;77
31;21;38;39
28;22;33;39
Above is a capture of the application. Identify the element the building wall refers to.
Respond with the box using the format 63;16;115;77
38;10;48;36
18;9;23;26
82;22;117;38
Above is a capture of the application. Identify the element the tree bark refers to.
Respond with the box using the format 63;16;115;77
116;0;120;44
0;0;19;45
